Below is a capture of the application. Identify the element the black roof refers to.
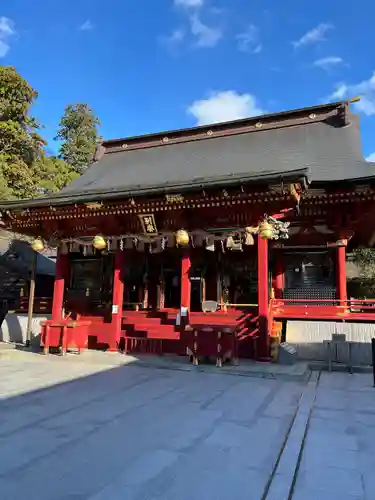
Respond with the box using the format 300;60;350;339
0;231;56;276
1;100;374;211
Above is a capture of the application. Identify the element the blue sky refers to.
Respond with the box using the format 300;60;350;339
1;0;375;159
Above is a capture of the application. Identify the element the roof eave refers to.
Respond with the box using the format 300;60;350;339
0;168;310;212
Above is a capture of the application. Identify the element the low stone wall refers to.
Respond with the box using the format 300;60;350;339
0;312;51;345
286;320;375;365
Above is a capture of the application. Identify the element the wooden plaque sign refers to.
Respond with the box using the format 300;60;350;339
139;214;158;235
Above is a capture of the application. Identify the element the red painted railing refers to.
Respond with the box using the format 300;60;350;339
270;298;375;321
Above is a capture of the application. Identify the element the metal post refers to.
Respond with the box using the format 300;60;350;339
372;338;375;387
25;250;37;347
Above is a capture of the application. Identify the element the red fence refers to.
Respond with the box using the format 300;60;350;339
270;298;375;321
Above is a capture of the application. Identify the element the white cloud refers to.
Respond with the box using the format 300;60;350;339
328;83;348;101
175;0;203;7
165;1;221;50
187;90;265;125
356;97;375;116
0;40;9;57
293;23;333;49
0;17;15;36
0;16;15;57
236;24;262;54
314;56;343;71
159;28;185;49
80;20;94;31
327;72;375;115
366;152;375;162
190;14;222;48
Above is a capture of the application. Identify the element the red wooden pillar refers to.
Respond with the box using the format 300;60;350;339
109;250;125;351
257;235;270;360
274;252;285;299
180;250;191;309
336;244;347;304
51;249;69;321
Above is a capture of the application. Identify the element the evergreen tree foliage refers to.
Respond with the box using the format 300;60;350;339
32;154;79;195
351;247;375;297
0;66;45;198
55;103;101;174
0;67;99;200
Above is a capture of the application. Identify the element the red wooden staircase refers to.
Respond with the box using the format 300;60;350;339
121;310;181;354
120;308;260;359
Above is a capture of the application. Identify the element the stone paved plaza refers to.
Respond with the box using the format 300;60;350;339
0;349;374;500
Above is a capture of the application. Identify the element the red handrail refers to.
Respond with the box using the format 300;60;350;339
271;298;375;304
270;297;375;315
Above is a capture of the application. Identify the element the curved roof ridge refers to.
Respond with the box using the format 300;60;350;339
102;100;353;151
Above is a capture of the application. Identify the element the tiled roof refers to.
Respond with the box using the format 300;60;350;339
1;100;374;210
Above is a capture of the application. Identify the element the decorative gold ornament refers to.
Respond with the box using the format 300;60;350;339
259;221;273;240
92;235;107;251
85;202;102;210
175;229;189;246
31;237;45;252
165;194;184;203
349;96;361;103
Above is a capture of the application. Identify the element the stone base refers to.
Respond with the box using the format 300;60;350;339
0;312;51;345
286;320;374;365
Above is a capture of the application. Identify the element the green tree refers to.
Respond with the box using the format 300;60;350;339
0;163;12;199
0;66;46;199
0;66;77;200
55;103;101;174
351;247;375;297
32;155;79;195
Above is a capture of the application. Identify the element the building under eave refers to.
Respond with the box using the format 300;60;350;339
1;99;375;362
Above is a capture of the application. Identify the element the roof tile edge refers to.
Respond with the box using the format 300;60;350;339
101;100;353;154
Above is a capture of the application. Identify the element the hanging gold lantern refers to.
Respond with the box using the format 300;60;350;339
175;229;189;246
92;235;107;251
259;220;273;240
31;237;45;252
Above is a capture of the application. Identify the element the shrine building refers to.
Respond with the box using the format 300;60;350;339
1;99;375;363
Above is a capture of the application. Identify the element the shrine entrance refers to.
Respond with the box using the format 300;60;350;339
144;251;181;310
123;254;145;310
163;260;181;309
219;249;258;306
